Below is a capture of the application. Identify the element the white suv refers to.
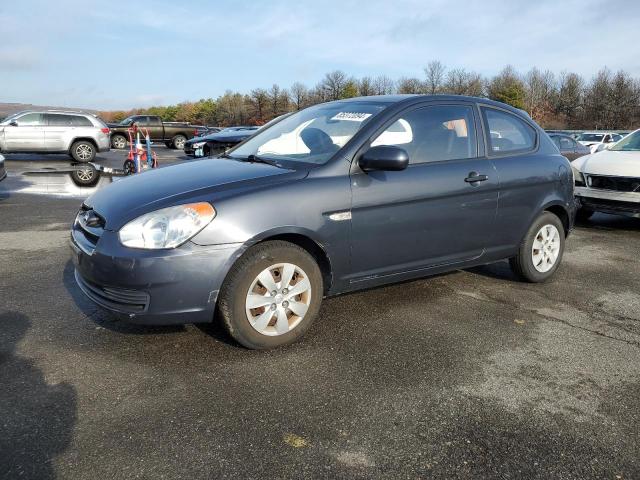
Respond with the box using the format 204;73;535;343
0;110;110;162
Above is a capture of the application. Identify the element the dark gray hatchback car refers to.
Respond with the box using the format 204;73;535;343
71;95;575;349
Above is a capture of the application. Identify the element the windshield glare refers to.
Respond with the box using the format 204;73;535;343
610;130;640;151
229;101;388;165
577;133;604;142
119;117;134;125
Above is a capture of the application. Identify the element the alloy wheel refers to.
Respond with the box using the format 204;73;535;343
76;144;93;160
245;262;312;336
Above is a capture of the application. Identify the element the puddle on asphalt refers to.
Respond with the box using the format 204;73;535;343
1;164;121;198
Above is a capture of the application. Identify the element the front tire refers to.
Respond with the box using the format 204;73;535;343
217;241;323;349
172;134;187;150
70;141;96;163
509;211;565;283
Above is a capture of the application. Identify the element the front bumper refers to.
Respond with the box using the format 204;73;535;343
575;186;640;217
70;224;245;325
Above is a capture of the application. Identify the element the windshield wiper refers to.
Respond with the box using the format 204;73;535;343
218;152;282;167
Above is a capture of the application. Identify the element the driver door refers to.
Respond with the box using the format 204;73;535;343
4;113;45;151
349;102;499;282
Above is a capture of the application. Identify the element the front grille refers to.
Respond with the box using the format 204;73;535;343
586;174;640;192
75;270;150;314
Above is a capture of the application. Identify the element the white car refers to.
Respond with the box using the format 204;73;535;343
573;129;640;219
575;131;623;154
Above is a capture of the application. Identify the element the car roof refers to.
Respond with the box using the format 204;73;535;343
18;109;91;115
329;94;530;116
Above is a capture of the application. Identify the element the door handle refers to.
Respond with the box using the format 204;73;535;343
465;172;489;183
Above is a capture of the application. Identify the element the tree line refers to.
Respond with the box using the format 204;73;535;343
99;61;640;130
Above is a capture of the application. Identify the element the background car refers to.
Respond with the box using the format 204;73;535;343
183;126;259;157
548;133;591;161
108;115;200;150
576;131;623;153
0;110;110;162
573;128;640;220
0;153;6;181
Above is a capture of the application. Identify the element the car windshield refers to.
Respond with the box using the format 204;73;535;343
576;133;604;142
229;100;388;165
1;111;26;124
610;130;640;151
119;117;134;126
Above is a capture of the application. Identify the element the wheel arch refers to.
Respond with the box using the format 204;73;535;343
245;228;333;295
69;137;98;152
541;201;571;237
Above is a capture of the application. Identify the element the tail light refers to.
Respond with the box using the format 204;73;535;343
101;128;110;134
194;129;199;136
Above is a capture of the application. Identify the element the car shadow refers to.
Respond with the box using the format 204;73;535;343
61;260;186;335
0;311;77;479
576;212;640;232
466;259;520;282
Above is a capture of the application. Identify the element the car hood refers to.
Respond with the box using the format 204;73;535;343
85;159;306;230
574;150;640;177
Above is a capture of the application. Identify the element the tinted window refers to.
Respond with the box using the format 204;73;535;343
371;105;477;164
551;136;562;149
482;108;536;154
559;136;576;149
46;114;92;126
15;113;43;126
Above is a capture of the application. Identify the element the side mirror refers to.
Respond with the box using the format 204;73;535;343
9;120;18;127
358;145;409;172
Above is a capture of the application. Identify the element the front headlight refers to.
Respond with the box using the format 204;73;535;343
119;202;216;249
572;166;585;186
192;142;206;149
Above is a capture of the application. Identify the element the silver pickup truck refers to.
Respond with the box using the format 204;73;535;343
0;110;110;162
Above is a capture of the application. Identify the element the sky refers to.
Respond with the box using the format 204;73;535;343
1;0;638;110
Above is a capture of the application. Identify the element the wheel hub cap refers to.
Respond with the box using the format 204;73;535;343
531;224;560;273
245;262;312;336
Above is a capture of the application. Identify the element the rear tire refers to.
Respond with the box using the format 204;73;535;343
70;140;96;163
111;134;127;149
509;211;565;283
217;241;323;349
172;134;187;150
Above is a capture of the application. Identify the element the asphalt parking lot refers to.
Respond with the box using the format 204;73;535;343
1;148;639;479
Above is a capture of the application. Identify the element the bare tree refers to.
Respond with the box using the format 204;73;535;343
249;88;268;123
523;68;557;124
396;77;423;94
555;71;584;128
424;60;445;94
321;70;349;100
358;76;375;96
290;82;309;110
372;75;395;95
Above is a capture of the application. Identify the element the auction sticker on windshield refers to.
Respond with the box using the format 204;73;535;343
330;112;372;122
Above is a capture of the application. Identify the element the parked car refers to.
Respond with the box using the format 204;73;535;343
184;126;259;157
71;95;575;349
108;115;200;150
548;133;591;161
0;153;6;181
575;131;623;154
573;128;640;220
0;110;110;162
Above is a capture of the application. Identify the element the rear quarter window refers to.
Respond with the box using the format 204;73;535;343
481;107;536;155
